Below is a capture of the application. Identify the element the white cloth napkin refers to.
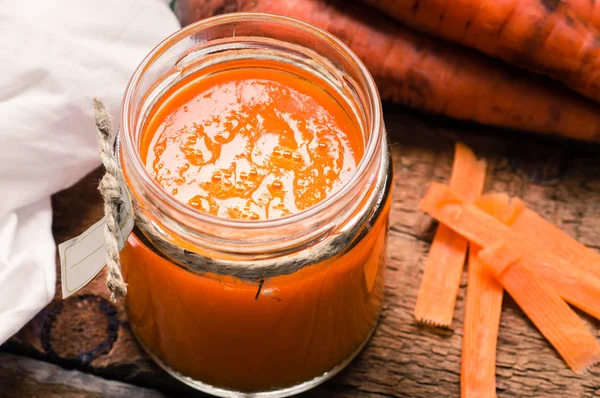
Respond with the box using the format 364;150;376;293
0;0;180;344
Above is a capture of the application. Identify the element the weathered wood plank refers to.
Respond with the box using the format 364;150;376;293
0;353;165;398
3;110;600;397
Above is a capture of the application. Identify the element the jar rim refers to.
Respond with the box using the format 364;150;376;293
120;12;383;231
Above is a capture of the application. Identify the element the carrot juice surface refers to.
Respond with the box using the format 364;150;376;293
142;65;364;220
121;60;389;393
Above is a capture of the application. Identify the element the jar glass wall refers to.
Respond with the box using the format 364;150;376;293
118;13;392;397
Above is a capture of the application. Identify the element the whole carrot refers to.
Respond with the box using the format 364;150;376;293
561;0;600;30
362;0;600;103
175;0;600;141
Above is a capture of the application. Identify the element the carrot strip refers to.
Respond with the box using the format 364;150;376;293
461;245;503;398
414;143;486;326
474;193;600;321
473;193;524;226
518;256;600;322
449;144;488;196
461;193;506;398
508;202;600;280
419;183;599;282
478;242;600;373
414;224;468;326
420;182;524;248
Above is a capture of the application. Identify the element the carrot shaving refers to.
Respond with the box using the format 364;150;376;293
414;224;468;326
473;193;524;226
509;203;600;280
474;193;600;321
461;193;506;398
419;183;599;283
461;245;503;398
449;144;487;196
515;256;600;322
420;182;521;247
414;143;486;326
478;242;600;373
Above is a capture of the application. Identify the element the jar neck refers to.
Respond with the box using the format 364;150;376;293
119;13;384;261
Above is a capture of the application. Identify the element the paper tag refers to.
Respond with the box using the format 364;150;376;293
59;180;134;298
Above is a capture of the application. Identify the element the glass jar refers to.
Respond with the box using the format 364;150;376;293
118;13;392;398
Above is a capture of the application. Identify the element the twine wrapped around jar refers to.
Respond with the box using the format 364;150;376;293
94;98;128;301
94;99;391;301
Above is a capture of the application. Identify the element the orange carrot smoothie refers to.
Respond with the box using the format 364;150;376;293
121;59;389;393
140;65;363;220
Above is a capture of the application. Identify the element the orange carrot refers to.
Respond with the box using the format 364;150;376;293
176;0;600;141
414;143;486;326
421;183;600;319
478;241;600;373
556;0;600;31
462;247;503;398
460;194;506;398
363;0;600;103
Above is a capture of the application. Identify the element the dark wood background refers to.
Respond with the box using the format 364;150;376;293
2;108;600;397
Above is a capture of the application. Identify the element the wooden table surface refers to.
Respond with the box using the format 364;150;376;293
2;108;600;397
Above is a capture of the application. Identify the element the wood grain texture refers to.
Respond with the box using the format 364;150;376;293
0;353;165;398
3;110;600;397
